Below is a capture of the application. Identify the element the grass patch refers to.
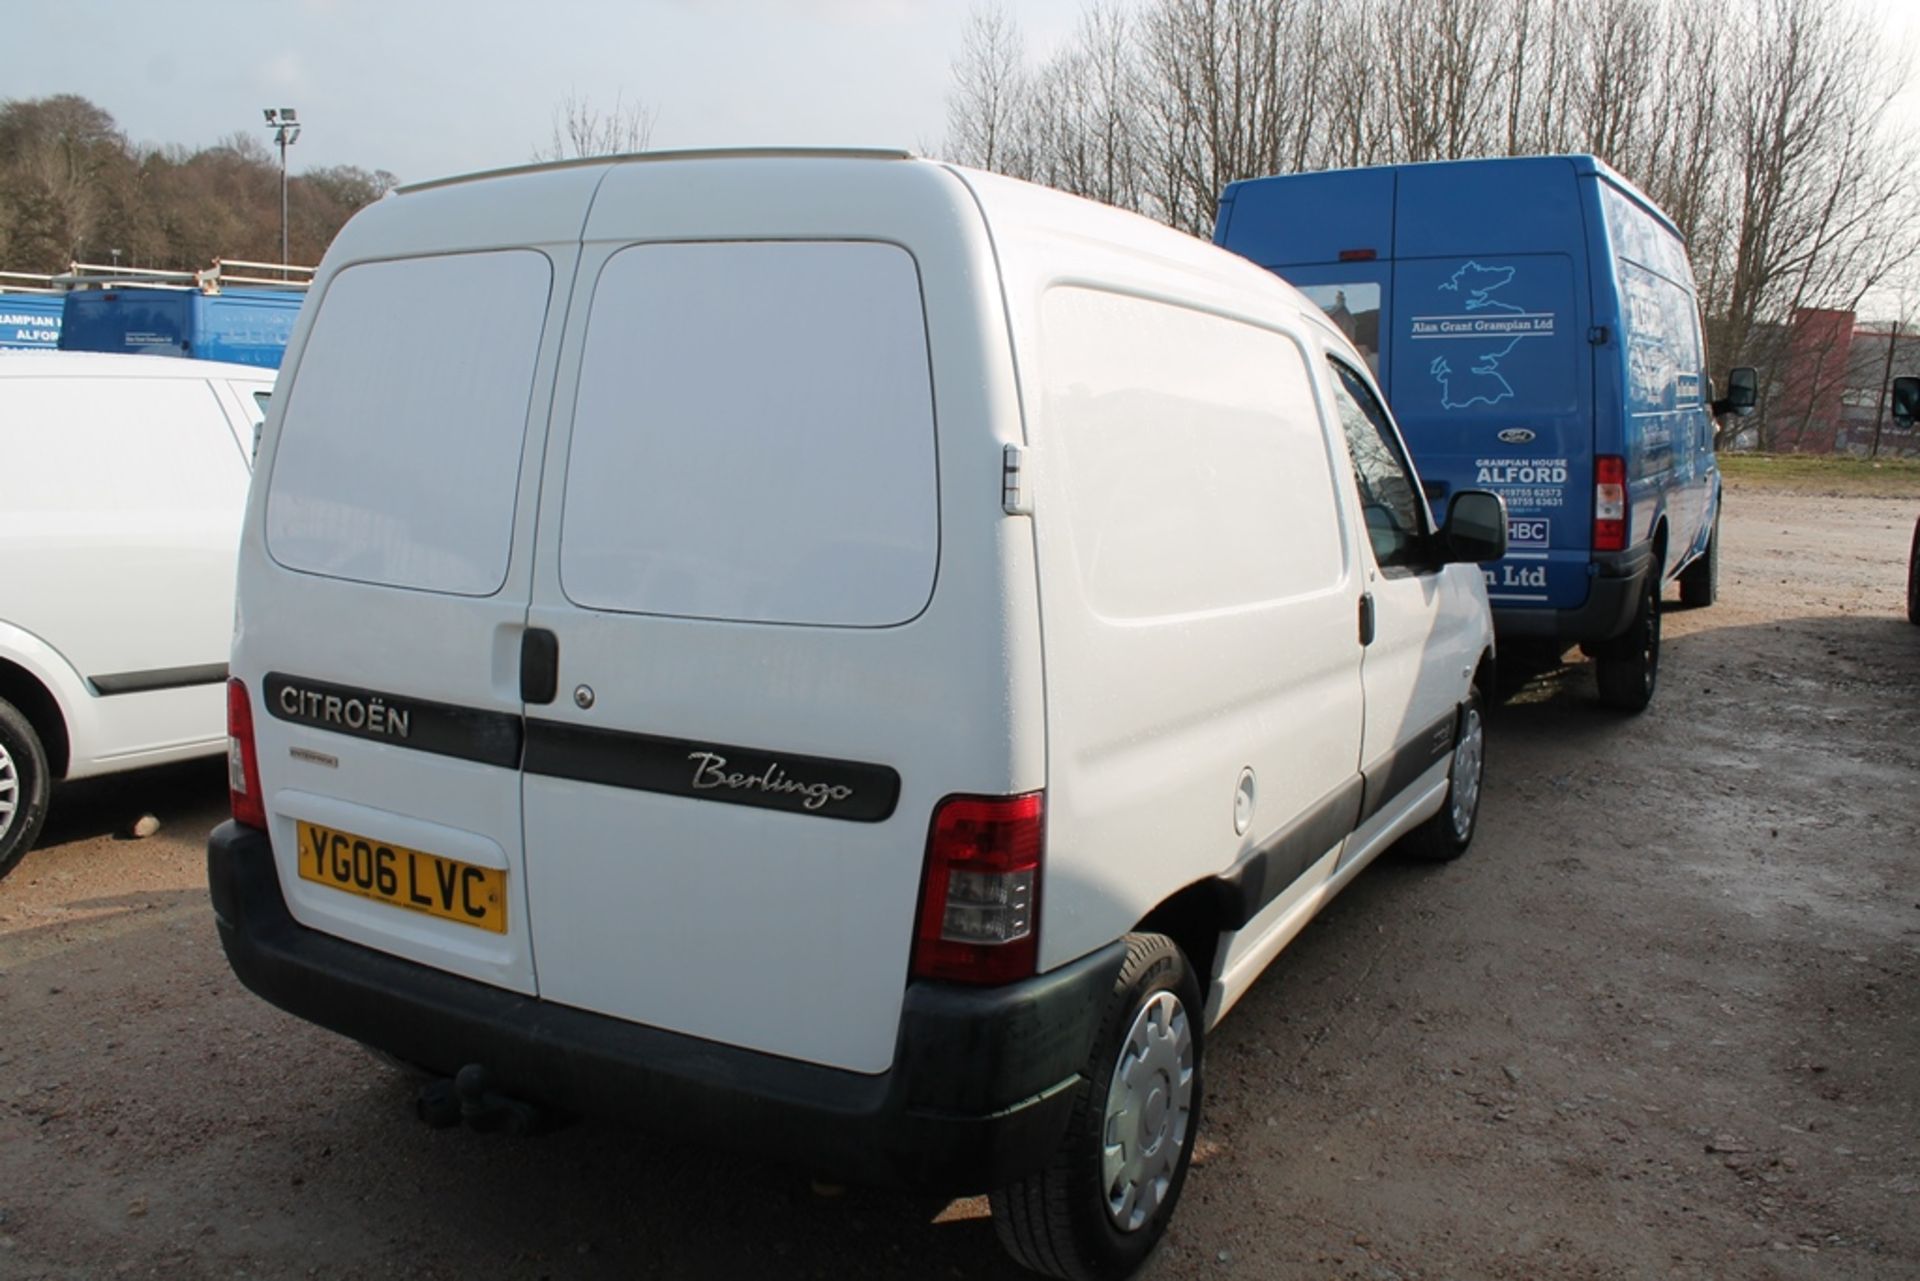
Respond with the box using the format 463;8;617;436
1720;452;1920;497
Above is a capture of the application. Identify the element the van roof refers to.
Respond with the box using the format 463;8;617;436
1222;153;1683;243
348;150;1343;368
396;146;916;195
0;350;273;379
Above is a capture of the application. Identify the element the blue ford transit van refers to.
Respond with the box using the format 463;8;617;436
1216;155;1751;709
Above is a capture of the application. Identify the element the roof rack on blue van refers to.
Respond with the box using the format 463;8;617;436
51;258;313;368
53;258;313;294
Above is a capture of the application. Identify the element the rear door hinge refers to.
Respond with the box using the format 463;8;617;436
1588;325;1610;346
1002;444;1033;515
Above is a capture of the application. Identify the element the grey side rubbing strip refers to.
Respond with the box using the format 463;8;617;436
1213;775;1366;929
524;720;900;823
91;663;229;696
1359;707;1460;825
261;673;522;769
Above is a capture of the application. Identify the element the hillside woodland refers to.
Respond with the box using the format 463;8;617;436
0;94;394;274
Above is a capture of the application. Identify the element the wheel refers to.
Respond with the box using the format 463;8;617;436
1595;573;1661;712
991;934;1203;1281
0;697;52;882
1402;684;1486;862
1679;512;1719;609
1906;516;1919;626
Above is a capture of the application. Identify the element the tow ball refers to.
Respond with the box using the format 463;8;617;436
416;1063;549;1137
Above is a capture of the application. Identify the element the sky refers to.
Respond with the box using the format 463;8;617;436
1;0;1914;198
0;0;1110;185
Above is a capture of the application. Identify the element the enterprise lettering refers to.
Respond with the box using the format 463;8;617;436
688;750;854;811
277;683;411;738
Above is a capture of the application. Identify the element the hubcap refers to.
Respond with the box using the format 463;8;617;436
1448;706;1484;841
1101;990;1194;1232
0;739;17;841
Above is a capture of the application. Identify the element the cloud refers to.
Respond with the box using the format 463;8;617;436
658;0;916;25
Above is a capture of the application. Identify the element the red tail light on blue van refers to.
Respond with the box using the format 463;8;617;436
912;792;1043;984
227;678;266;830
1594;454;1627;552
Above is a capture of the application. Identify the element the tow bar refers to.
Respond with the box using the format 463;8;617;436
415;1064;550;1136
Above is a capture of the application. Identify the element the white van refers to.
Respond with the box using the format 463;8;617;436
0;351;272;878
210;150;1501;1280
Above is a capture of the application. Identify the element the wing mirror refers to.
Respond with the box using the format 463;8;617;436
1892;375;1919;427
1441;490;1508;564
1713;366;1758;417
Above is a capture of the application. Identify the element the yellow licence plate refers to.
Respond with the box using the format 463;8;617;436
295;820;507;934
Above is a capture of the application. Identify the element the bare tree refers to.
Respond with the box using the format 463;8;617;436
944;4;1031;176
533;92;655;162
1372;0;1506;162
1138;0;1339;235
1713;0;1920;387
938;0;1920;451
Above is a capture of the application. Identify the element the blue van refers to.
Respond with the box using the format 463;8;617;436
59;286;303;368
1216;155;1751;710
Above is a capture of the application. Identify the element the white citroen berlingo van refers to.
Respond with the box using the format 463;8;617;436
0;350;272;878
211;149;1502;1280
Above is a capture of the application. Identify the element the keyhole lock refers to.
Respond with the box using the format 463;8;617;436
573;685;595;710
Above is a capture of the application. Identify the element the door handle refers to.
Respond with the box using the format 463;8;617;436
1358;593;1376;647
520;628;559;705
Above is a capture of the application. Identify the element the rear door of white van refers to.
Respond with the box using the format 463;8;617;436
243;213;586;996
517;159;995;1075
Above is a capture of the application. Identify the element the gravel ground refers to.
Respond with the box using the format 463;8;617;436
2;483;1916;1281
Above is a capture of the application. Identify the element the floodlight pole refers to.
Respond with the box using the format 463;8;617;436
263;108;301;270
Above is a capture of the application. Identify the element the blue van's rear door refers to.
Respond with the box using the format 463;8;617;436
1385;161;1594;614
1387;254;1590;610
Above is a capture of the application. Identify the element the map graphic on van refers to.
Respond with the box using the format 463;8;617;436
1440;262;1524;313
1430;339;1521;410
1409;261;1558;411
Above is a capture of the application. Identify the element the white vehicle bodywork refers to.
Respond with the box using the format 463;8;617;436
1;352;271;780
232;150;1493;1074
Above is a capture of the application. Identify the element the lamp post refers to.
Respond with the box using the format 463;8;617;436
263;107;301;270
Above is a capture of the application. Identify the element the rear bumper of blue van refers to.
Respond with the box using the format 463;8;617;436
207;820;1120;1193
1492;546;1653;645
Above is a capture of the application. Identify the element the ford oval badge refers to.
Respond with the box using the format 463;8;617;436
1497;428;1537;444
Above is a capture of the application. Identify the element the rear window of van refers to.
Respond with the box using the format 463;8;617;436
265;250;552;596
558;240;939;628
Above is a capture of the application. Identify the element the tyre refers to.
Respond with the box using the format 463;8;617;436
1679;513;1719;609
1906;516;1919;626
1595;573;1661;713
991;933;1203;1281
0;696;52;882
1402;683;1486;862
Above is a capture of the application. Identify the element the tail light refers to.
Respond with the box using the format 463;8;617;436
911;793;1043;985
1594;454;1627;552
228;678;266;830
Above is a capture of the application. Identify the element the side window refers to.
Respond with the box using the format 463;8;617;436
1327;360;1429;572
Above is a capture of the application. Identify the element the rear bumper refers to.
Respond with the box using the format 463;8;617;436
207;821;1120;1192
1492;546;1653;646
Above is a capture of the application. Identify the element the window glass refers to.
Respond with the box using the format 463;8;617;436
1298;282;1382;375
266;250;552;596
560;241;939;628
1328;361;1429;571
